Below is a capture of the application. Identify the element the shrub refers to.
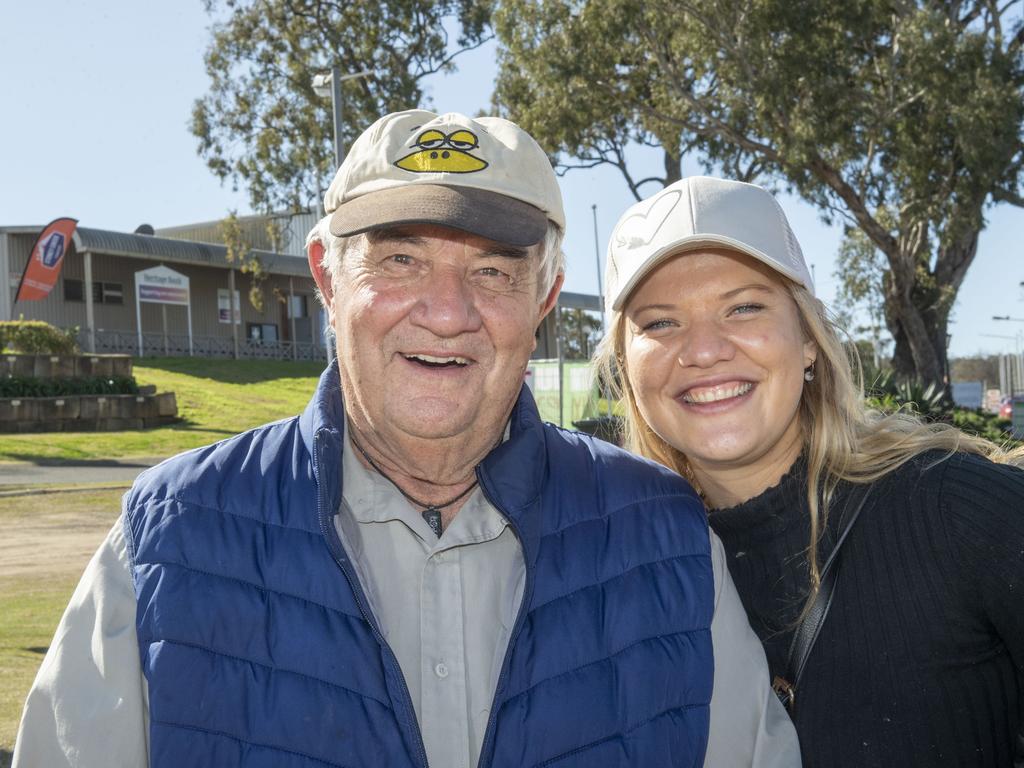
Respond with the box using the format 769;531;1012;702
951;408;1021;447
0;376;138;398
0;320;79;354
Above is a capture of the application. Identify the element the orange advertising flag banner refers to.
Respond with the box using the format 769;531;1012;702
14;217;78;303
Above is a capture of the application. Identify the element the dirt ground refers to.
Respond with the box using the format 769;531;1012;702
0;489;123;579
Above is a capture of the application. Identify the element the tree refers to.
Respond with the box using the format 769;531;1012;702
950;354;1001;384
834;226;892;372
557;307;603;359
493;0;1024;390
192;0;493;213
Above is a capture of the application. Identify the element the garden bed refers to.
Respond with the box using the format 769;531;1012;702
0;392;177;433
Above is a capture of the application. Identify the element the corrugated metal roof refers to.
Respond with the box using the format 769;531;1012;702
75;227;310;277
155;208;320;256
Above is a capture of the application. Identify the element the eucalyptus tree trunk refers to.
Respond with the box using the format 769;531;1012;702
883;228;980;391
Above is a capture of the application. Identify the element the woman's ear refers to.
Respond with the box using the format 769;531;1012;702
803;339;818;369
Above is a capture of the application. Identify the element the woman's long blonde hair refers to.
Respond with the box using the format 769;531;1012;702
595;271;1023;610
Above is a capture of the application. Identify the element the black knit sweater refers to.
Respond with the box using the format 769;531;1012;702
708;451;1024;767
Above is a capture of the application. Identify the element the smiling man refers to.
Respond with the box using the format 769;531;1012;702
14;111;798;768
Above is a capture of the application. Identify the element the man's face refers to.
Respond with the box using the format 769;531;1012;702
321;224;560;444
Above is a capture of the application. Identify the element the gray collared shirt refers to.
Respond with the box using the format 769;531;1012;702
337;435;524;768
14;436;800;767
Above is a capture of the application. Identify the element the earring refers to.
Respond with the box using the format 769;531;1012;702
804;364;815;382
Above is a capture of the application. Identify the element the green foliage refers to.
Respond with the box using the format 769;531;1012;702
865;371;1020;445
951;408;1019;445
867;371;952;420
192;0;494;212
493;0;1024;388
0;320;78;355
0;376;138;398
220;211;267;312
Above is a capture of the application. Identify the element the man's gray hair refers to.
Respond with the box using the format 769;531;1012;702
305;216;565;303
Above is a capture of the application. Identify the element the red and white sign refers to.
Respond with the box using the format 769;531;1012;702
14;217;78;303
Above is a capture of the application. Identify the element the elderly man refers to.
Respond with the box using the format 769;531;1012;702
14;110;798;767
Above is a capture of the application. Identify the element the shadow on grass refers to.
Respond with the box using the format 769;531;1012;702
0;455;161;468
1;748;12;768
137;357;325;385
24;647;47;655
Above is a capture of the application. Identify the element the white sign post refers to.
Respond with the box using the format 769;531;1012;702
135;265;192;356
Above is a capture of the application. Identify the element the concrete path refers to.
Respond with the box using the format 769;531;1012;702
0;457;166;487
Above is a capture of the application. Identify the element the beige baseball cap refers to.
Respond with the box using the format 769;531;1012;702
605;176;813;314
324;109;565;246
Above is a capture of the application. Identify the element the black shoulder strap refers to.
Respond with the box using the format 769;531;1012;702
775;483;872;709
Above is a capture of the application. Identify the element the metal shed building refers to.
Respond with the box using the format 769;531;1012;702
1;222;324;360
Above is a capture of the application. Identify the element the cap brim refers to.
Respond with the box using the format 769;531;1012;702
611;235;810;311
329;184;549;246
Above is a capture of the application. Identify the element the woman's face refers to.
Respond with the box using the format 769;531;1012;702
623;248;816;487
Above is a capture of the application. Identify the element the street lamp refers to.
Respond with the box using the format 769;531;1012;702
312;67;372;170
993;315;1024;322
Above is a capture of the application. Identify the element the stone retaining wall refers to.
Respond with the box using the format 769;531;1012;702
0;392;178;433
1;353;133;379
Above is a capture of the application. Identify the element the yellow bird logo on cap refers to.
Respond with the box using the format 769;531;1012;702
394;128;489;173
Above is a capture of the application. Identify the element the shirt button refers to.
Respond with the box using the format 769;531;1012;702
435;662;449;679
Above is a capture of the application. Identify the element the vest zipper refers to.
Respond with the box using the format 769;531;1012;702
474;468;534;768
313;432;430;768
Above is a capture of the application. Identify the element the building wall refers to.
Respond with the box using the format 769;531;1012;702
0;232;11;320
5;232;319;343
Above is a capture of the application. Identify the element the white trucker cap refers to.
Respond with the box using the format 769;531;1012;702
605;176;813;314
323;109;565;247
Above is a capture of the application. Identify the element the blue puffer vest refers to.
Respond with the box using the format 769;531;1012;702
124;365;714;768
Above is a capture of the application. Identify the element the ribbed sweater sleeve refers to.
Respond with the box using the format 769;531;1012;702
940;455;1024;675
709;451;1024;768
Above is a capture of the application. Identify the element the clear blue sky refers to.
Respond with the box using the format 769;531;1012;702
2;2;1022;357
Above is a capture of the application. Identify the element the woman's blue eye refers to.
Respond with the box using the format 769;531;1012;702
642;319;674;331
732;303;764;315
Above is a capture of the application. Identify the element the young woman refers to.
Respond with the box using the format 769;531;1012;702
596;176;1024;768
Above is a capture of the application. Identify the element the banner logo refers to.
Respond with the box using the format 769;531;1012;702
40;232;66;268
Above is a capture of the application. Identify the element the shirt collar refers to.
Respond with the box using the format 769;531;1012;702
340;432;509;549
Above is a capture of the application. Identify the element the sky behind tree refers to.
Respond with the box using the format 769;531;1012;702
2;1;1022;358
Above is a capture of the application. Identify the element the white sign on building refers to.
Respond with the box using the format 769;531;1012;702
135;265;193;355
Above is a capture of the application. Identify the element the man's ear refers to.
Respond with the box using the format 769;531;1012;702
307;240;334;307
538;272;564;324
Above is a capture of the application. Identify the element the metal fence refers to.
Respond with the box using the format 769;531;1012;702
85;330;329;362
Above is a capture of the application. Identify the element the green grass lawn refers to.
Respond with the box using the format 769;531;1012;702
0;358;326;463
0;488;125;758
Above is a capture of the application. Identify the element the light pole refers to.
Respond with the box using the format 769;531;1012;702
312;67;371;362
312;67;372;170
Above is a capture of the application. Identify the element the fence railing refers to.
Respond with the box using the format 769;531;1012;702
85;330;329;362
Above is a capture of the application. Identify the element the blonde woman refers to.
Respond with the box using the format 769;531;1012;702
596;176;1024;768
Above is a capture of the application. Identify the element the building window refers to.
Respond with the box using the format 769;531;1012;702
287;294;308;319
100;282;123;305
64;278;84;302
63;279;124;304
247;323;278;342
